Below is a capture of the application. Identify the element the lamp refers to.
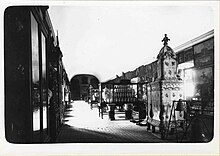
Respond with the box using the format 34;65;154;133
175;99;184;117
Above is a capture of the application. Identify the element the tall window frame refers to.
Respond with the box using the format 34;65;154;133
30;11;48;142
41;31;48;138
31;12;41;142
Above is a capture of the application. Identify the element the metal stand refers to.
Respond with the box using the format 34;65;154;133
166;100;186;142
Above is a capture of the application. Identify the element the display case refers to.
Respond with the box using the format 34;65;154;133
100;80;146;107
99;80;147;120
189;98;214;117
89;88;100;109
90;89;99;103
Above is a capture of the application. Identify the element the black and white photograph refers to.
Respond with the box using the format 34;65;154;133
0;1;219;155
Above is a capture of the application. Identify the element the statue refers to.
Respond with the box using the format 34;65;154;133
162;34;170;46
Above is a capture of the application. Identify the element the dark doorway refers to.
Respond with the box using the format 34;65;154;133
70;74;100;101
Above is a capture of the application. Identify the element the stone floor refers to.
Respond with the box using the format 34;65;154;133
56;100;170;143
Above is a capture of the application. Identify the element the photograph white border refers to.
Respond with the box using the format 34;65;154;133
0;1;219;155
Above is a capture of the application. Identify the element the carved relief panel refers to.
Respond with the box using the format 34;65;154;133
161;81;184;122
163;57;177;80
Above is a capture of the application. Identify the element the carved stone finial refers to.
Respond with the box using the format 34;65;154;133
162;34;170;46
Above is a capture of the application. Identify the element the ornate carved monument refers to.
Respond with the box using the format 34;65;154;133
147;35;183;138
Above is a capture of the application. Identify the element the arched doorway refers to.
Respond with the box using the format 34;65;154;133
70;74;100;101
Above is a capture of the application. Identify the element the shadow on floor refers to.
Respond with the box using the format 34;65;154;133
56;124;166;143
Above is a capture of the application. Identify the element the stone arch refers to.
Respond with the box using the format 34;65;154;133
70;74;100;101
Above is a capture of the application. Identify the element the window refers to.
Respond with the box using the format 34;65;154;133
31;12;40;142
41;32;48;136
31;13;48;142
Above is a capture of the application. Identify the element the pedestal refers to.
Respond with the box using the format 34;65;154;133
108;104;116;120
124;103;133;119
